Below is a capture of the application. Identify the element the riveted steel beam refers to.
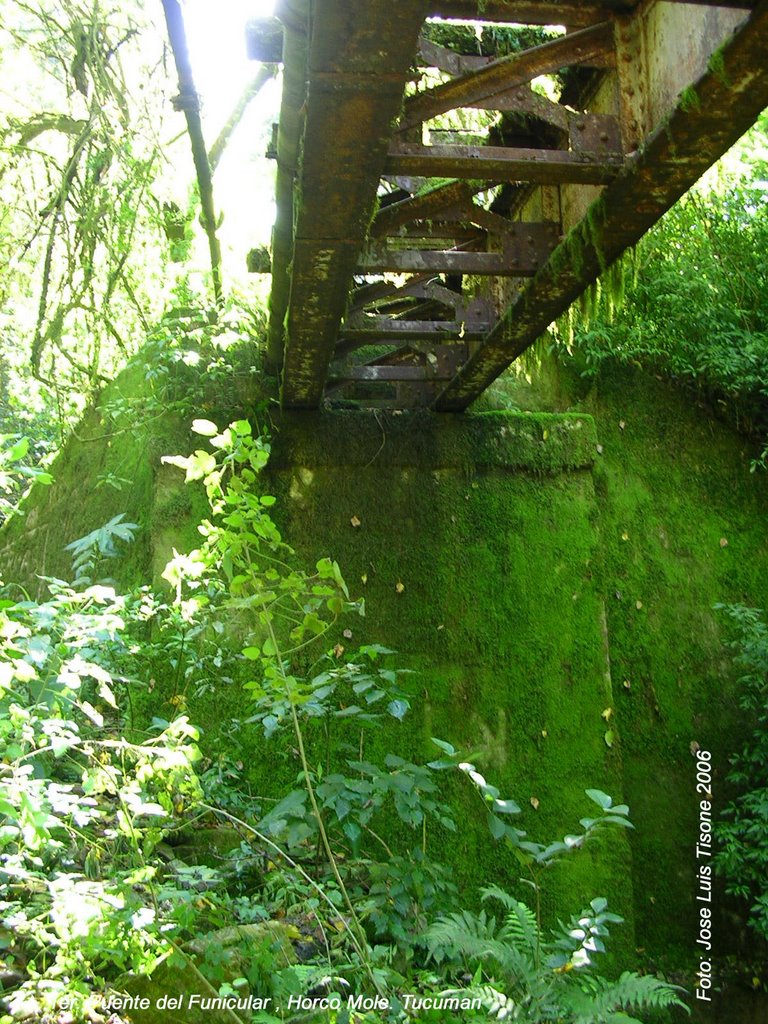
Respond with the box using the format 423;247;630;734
434;1;768;410
385;142;624;185
398;22;615;133
279;1;430;408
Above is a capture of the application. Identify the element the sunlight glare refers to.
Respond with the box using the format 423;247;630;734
181;0;281;270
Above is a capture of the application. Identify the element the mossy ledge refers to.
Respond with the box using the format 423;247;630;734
272;409;597;473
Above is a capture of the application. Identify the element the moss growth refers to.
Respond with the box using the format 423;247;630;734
707;45;730;87
0;362;162;593
4;352;768;1001
585;197;609;274
578;282;600;325
260;410;631;957
574;362;768;977
680;86;701;114
273;409;596;474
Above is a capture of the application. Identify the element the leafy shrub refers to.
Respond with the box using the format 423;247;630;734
554;113;768;461
0;435;53;524
1;422;694;1020
65;513;139;583
427;886;685;1023
714;604;768;940
0;579;205;1018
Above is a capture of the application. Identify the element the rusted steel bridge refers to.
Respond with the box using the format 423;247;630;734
248;0;768;410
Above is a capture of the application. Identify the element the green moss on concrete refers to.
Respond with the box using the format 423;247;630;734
6;348;768;998
0;363;161;593
573;362;768;978
273;408;597;473
262;409;633;958
0;346;272;594
471;356;768;995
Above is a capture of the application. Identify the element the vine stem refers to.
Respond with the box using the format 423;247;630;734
160;0;222;304
263;616;382;993
198;803;373;973
163;936;246;1024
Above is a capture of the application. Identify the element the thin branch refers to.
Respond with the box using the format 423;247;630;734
160;0;223;305
208;65;277;175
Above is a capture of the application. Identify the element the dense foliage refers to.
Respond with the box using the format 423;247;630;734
1;1;768;1020
555;112;768;460
0;0;271;444
0;0;171;435
714;605;768;942
0;422;687;1022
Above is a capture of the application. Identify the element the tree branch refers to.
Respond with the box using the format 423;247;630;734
208;65;277;176
160;0;222;304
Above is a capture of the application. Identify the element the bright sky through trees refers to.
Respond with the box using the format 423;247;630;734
183;0;281;254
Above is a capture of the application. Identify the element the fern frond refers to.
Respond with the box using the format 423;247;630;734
481;886;539;953
426;908;498;961
568;970;688;1022
426;908;536;984
473;984;518;1020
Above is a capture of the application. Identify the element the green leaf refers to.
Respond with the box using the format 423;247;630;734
604;729;615;748
6;437;29;462
539;841;568;860
488;812;507;839
161;455;190;472
50;734;79;757
387;698;409;720
335;705;363;717
78;701;104;727
185;450;217;481
603;815;635;829
343;821;362;855
242;647;261;660
493;798;521;815
210;429;232;449
191;418;219;436
586;788;613;810
563;834;584;849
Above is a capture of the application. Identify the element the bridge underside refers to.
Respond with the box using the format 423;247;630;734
250;0;767;411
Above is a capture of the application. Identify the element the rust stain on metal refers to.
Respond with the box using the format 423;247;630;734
266;0;767;410
434;3;768;410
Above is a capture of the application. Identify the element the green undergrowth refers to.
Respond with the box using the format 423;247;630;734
3;343;768;1006
261;419;628;948
0;335;271;595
